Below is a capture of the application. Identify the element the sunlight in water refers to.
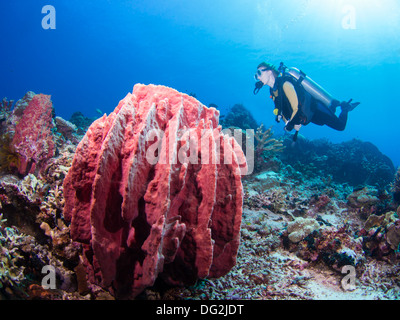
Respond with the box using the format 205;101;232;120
253;0;400;65
307;0;400;30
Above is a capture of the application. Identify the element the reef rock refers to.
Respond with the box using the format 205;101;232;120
68;111;97;135
55;116;78;142
63;84;247;298
386;221;400;251
280;138;395;188
11;94;55;176
287;217;320;243
391;168;400;203
347;187;380;208
220;103;259;131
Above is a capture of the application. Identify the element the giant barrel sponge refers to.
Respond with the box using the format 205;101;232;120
11;94;55;175
63;84;247;298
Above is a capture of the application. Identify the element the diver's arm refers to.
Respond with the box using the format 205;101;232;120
282;82;299;130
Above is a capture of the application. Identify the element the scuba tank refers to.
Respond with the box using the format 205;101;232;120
278;62;334;108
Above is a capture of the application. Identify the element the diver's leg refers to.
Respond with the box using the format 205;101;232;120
329;99;340;113
335;110;349;131
311;102;348;131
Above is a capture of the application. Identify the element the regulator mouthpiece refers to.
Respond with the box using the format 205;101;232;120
253;81;264;95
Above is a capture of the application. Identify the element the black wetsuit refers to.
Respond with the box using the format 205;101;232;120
271;76;349;132
310;101;349;131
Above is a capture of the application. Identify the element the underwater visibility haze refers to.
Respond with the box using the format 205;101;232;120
1;0;400;302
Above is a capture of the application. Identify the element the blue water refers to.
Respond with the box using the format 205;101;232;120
1;0;399;168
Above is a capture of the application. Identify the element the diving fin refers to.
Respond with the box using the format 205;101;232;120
341;99;360;112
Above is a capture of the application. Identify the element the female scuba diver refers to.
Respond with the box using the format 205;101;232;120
254;62;360;138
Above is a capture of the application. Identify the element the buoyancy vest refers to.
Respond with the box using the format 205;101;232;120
270;76;315;126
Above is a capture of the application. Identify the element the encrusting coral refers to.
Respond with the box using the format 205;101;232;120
287;217;320;243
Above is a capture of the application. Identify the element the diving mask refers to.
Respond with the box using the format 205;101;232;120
254;68;268;81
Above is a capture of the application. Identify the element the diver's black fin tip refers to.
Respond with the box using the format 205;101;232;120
341;100;360;112
349;101;360;112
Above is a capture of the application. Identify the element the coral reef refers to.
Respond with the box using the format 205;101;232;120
243;165;349;218
0;126;85;299
293;226;365;272
220;103;259;131
347;186;380;220
0;133;20;174
68;111;97;135
387;220;400;251
347;187;380;208
11;92;36;118
391;167;400;203
63;84;247;298
0;91;36;137
346;186;392;219
280;137;395;188
146;206;399;300
1;88;400;301
0;92;76;177
0;98;14;121
54;116;79;143
0;174;44;238
1;98;14;111
360;211;400;259
0;213;26;295
0;209;78;300
0;91;85;298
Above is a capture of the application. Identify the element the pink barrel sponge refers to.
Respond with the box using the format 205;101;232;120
11;94;55;175
63;84;248;298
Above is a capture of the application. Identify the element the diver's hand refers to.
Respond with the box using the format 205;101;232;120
276;115;282;123
284;121;294;132
294;124;302;131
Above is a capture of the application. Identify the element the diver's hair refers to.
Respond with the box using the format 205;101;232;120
257;62;278;76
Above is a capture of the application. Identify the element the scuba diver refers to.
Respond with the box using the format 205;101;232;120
254;62;360;140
